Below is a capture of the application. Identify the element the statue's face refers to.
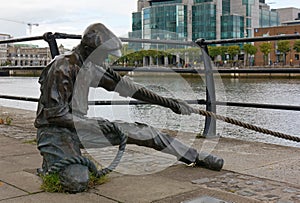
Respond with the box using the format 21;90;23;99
81;23;122;63
82;29;101;50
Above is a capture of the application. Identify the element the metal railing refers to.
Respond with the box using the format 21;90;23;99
1;32;300;138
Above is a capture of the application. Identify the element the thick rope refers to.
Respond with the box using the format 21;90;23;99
48;124;127;177
106;67;300;143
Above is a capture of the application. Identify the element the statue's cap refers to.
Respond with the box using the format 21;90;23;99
81;23;122;57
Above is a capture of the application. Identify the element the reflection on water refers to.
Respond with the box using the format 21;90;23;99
0;76;299;148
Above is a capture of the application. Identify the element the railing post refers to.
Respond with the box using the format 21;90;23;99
196;39;217;138
43;32;60;59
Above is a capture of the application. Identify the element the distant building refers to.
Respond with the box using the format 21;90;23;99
275;7;300;26
275;7;300;24
129;0;279;50
254;25;300;66
259;2;280;28
0;33;11;65
7;44;51;67
5;44;68;75
7;44;67;67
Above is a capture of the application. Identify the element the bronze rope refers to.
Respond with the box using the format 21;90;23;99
106;67;300;143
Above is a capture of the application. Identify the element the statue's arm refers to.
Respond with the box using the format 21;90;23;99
95;67;167;105
96;67;191;115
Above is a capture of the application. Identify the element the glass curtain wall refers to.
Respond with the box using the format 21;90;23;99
143;3;188;49
222;0;230;15
242;0;254;38
221;15;245;39
192;2;216;41
259;9;280;27
129;12;143;50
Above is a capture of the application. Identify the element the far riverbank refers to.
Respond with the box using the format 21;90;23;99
2;66;300;78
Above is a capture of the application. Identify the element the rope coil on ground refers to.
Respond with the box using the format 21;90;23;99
106;67;300;143
48;124;127;177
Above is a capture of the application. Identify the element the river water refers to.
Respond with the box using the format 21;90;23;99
0;75;299;148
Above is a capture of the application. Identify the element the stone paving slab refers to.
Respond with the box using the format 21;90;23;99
211;139;300;172
0;171;43;194
87;146;178;175
0;153;41;175
244;157;300;186
0;181;27;201
2;192;117;203
94;175;199;203
0;142;37;158
0;135;19;146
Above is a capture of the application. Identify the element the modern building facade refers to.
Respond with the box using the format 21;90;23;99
259;1;280;28
129;0;279;50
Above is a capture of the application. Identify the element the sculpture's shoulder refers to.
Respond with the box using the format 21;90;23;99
52;51;80;67
39;51;81;84
49;51;81;74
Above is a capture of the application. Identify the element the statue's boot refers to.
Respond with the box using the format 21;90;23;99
59;164;89;193
195;152;224;171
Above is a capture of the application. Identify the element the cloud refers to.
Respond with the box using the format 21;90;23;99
268;0;300;9
0;0;137;47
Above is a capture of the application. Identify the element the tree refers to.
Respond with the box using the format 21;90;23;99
208;46;221;62
259;42;272;66
243;44;257;66
277;40;290;65
294;40;300;53
227;45;240;66
113;50;171;67
219;46;228;61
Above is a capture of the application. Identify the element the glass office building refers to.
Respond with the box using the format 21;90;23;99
142;4;187;40
192;2;216;40
221;15;245;39
259;9;280;27
129;0;279;50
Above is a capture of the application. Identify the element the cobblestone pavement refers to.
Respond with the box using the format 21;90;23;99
85;146;179;175
0;106;36;141
86;145;300;202
192;172;300;202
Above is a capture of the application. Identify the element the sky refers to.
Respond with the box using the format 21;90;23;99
0;0;137;48
267;0;300;9
0;0;300;48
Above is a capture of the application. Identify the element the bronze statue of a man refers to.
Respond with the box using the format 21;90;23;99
35;23;224;193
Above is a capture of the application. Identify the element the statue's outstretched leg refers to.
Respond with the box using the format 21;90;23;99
116;121;224;171
37;127;89;193
79;119;224;171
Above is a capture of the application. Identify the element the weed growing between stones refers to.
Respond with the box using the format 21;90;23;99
0;116;13;125
40;172;108;193
23;138;37;145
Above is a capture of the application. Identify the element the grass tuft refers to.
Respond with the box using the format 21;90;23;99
40;173;64;193
23;138;37;145
40;172;108;193
88;172;109;188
